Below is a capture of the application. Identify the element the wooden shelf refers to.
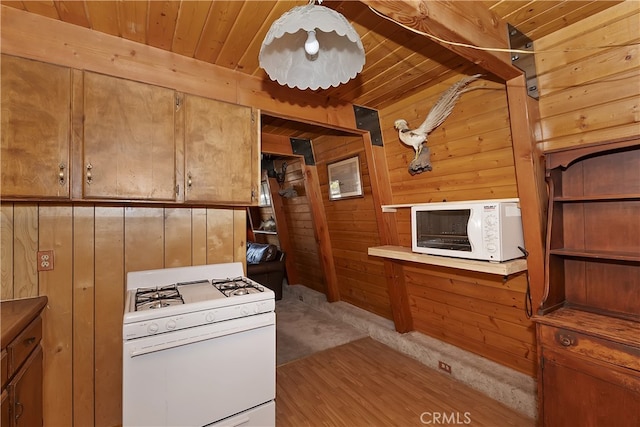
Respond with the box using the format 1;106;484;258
381;198;520;212
549;248;640;262
554;194;640;202
253;230;278;235
367;245;528;276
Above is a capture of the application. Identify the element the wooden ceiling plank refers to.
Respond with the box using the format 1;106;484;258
193;1;244;63
333;36;463;106
487;0;535;20
360;0;521;80
366;60;478;111
327;5;460;100
147;0;180;50
172;0;213;57
117;0;147;44
54;1;90;28
498;1;562;33
85;1;120;37
215;1;278;71
23;0;59;19
0;1;25;10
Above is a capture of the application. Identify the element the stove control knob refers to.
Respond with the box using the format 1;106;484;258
205;312;215;323
166;320;176;330
147;323;159;334
241;306;250;316
252;304;259;314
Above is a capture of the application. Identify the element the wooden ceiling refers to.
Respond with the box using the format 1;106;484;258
2;0;622;136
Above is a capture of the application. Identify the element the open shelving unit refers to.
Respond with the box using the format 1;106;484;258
533;137;640;426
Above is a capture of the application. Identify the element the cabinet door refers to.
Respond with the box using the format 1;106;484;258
1;389;9;427
8;345;43;427
541;351;640;426
184;95;257;204
1;55;71;199
83;72;176;201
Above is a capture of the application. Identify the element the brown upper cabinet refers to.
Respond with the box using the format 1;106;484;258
1;55;71;199
183;94;258;205
83;71;177;201
1;55;260;206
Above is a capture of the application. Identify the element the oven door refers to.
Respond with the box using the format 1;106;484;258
123;312;275;427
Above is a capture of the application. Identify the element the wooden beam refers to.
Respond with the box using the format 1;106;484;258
362;133;413;332
506;75;546;314
261;132;295;156
301;164;340;302
360;0;522;80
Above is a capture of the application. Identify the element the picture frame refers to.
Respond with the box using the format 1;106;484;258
327;156;363;200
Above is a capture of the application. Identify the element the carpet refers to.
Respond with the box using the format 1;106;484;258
275;297;367;366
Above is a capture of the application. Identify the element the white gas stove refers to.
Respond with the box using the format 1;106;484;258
122;262;276;427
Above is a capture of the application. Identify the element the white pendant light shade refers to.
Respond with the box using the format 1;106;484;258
259;3;365;90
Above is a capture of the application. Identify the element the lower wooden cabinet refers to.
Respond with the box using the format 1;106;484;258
7;346;43;427
536;310;640;426
1;389;10;427
1;297;46;427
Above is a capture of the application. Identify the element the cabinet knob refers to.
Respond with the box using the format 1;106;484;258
58;163;66;186
558;333;575;347
86;163;93;184
15;401;23;420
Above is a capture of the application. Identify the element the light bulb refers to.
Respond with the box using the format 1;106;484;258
304;30;319;56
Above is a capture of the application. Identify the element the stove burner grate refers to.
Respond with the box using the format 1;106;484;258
211;276;265;297
135;284;184;311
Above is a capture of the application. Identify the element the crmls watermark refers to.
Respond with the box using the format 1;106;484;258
420;411;472;425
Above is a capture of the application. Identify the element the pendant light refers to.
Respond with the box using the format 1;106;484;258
259;0;365;90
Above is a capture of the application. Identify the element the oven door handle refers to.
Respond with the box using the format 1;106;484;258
128;314;274;358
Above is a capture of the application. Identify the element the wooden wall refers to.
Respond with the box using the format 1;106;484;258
0;203;245;427
277;159;327;294
375;73;536;375
535;1;639;152
313;134;392;320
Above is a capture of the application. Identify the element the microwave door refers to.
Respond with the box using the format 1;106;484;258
467;208;484;256
416;209;473;251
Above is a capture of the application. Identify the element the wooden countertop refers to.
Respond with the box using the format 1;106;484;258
1;296;48;348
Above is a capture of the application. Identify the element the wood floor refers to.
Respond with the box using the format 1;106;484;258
276;337;535;427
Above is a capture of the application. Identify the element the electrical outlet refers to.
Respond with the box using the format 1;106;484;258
37;250;54;271
298;295;304;302
438;361;452;374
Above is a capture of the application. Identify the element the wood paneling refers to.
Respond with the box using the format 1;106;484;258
94;206;124;427
375;73;538;374
1;0;620;112
314;134;392;319
278;159;326;294
0;202;246;427
536;2;640;151
72;206;95;426
405;265;537;376
38;205;74;426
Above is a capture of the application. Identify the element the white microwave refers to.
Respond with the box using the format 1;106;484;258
411;199;525;262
